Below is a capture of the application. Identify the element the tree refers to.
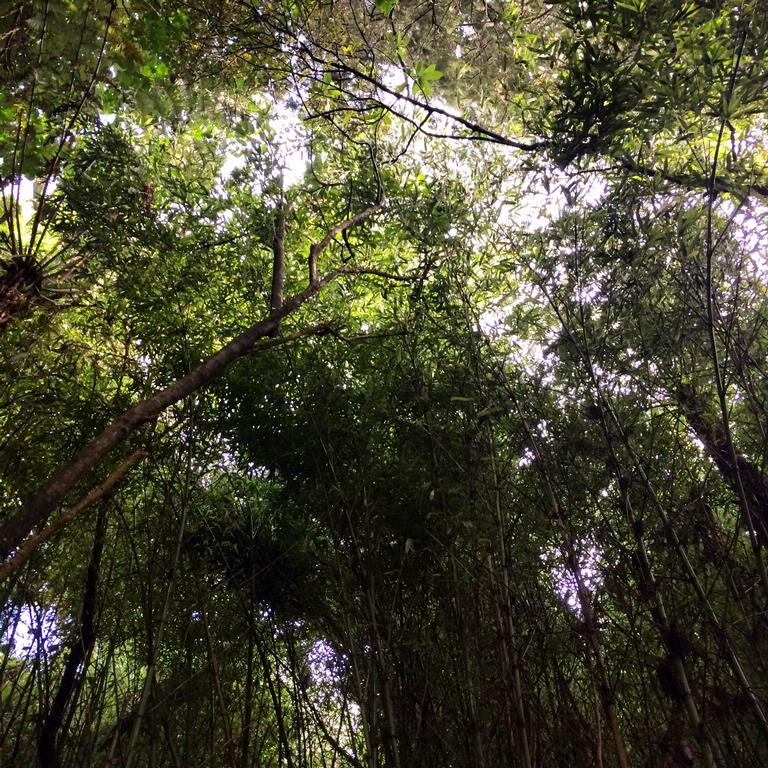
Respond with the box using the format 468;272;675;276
2;1;768;766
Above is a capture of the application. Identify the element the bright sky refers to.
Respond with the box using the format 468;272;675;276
3;602;60;657
219;96;308;190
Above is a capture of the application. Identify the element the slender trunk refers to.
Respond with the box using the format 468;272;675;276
198;588;236;768
565;542;630;768
240;616;255;768
152;678;183;768
547;289;768;741
679;387;768;545
344;608;376;768
487;435;532;768
621;482;721;768
38;503;109;768
270;198;286;315
366;583;401;768
607;392;768;737
520;407;629;768
583;368;721;767
449;557;485;768
302;685;364;767
254;626;295;768
125;486;190;768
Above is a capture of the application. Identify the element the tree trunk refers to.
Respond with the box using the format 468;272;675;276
38;503;109;768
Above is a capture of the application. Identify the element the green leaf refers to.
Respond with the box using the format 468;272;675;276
414;63;443;96
374;0;397;15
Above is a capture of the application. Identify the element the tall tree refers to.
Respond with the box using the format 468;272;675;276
2;2;768;767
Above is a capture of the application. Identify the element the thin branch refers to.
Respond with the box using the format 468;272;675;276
0;449;147;584
297;44;548;152
338;266;419;281
619;156;768;204
329;327;408;343
251;322;337;352
309;152;385;286
28;1;117;262
270;187;286;314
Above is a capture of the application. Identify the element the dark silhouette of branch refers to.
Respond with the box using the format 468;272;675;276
38;502;110;768
270;189;286;314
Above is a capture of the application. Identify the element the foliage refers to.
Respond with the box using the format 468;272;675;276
2;2;768;767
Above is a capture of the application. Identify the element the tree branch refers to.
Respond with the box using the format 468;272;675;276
309;155;385;287
0;200;384;558
297;43;548;152
0;449;148;583
269;190;286;314
338;266;419;281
